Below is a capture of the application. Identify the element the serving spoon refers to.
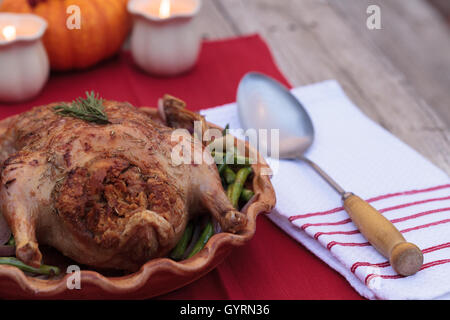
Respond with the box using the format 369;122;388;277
237;72;423;276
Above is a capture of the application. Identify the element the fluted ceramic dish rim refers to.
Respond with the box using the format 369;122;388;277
0;106;276;298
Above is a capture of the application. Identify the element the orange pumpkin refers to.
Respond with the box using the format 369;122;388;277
0;0;131;71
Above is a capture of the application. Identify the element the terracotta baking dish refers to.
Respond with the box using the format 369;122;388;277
0;106;276;299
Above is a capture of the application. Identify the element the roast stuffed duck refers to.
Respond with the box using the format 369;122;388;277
0;93;247;272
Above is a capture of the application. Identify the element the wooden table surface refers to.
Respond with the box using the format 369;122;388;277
197;0;450;175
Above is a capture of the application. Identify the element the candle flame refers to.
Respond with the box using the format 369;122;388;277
159;0;171;19
2;25;16;42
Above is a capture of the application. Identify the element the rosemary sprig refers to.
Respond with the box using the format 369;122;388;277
53;91;110;124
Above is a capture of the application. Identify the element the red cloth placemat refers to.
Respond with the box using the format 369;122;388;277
0;34;362;300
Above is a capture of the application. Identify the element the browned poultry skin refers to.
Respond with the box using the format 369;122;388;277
0;99;246;271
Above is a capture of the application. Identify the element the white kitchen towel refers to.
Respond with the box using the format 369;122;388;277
200;80;450;300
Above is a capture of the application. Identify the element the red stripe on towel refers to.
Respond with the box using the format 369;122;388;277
400;218;450;234
378;196;450;214
301;218;352;230
365;259;450;286
289;184;450;222
315;230;359;240
327;218;450;250
351;262;391;273
327;241;370;250
299;197;450;230
314;207;450;239
351;242;450;273
390;207;450;224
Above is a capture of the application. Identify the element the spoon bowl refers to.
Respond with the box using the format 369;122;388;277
237;72;314;158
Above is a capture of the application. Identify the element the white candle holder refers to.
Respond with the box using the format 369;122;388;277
0;13;49;103
128;0;202;76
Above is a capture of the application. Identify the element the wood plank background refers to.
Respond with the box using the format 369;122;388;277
198;0;450;174
1;0;449;175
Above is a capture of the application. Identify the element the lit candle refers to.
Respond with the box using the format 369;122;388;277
1;25;16;42
0;13;49;103
159;0;171;19
128;0;202;76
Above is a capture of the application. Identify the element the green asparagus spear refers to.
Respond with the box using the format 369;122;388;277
187;221;214;259
240;188;255;203
223;166;236;184
229;167;253;208
212;151;252;165
170;222;194;261
0;257;60;276
217;162;227;175
227;183;234;200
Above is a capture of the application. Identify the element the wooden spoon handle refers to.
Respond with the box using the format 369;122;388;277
343;194;423;276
